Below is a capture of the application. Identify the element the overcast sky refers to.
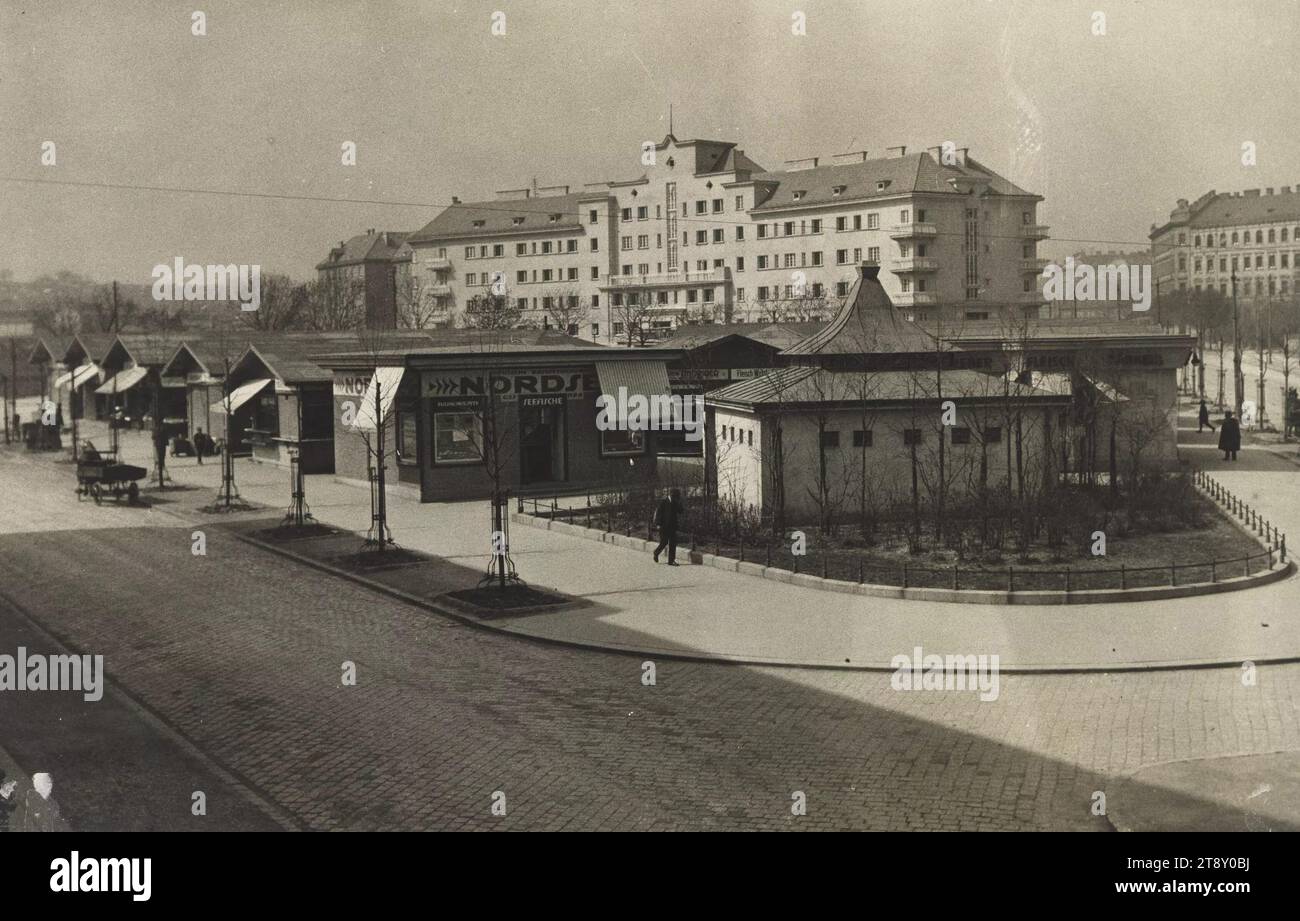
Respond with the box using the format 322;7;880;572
2;0;1298;285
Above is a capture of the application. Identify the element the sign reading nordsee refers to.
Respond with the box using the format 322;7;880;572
425;370;596;400
152;257;261;312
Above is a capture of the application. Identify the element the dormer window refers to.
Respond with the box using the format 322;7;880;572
512;217;525;226
832;185;846;197
472;219;486;228
792;190;806;201
549;213;561;223
876;180;890;191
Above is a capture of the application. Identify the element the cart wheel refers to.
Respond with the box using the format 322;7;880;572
90;483;103;505
128;482;140;504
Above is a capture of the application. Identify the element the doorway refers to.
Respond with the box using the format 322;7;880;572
519;400;566;485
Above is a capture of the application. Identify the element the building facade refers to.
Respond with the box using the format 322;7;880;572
316;229;414;329
1150;186;1300;302
405;134;1048;345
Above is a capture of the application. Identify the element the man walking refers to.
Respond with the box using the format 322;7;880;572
1197;399;1215;433
653;488;683;566
1218;410;1241;461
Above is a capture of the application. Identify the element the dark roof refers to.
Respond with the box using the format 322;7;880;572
659;321;825;351
311;328;620;366
27;336;66;366
751;151;1034;213
316;231;412;271
407;193;585;244
237;331;439;382
1186;190;1300;229
109;333;189;368
708;367;1073;409
934;317;1189;344
64;333;116;365
782;265;936;355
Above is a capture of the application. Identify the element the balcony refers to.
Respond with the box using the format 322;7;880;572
1020;258;1050;273
427;284;453;297
1020;224;1050;240
887;222;937;239
601;268;729;289
892;291;938;306
889;257;939;273
425;257;452;271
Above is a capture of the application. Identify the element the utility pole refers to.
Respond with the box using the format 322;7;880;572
112;280;120;333
1231;270;1244;422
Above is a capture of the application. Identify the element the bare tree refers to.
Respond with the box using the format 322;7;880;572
243;273;311;332
463;292;524;330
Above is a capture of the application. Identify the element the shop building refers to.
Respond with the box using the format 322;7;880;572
315;330;683;502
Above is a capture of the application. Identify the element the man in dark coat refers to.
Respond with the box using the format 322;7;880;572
1218;411;1241;461
653;488;683;565
1198;399;1215;433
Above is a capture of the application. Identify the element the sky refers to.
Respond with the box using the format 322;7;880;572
2;0;1299;286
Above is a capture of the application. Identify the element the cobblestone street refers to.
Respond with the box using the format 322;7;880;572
2;446;1299;830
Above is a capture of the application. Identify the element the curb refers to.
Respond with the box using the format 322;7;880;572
225;521;1300;674
511;511;1295;606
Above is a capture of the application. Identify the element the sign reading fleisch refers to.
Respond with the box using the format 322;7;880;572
424;369;597;401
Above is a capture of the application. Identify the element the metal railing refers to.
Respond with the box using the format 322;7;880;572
517;476;1288;594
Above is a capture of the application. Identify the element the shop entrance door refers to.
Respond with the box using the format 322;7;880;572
519;400;566;485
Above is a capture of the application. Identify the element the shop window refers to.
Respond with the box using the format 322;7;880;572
853;429;872;447
600;428;645;457
902;428;922;446
395;396;419;465
984;427;1003;444
433;411;483;464
950;426;972;445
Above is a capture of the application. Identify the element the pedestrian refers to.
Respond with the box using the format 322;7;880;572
1218;410;1241;461
194;427;207;464
652;488;683;566
1197;399;1215;433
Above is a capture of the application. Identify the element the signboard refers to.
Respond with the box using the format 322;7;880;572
520;395;566;408
334;374;371;397
423;369;596;401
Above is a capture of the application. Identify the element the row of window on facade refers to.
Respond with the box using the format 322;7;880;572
1189;277;1292;296
1186;252;1297;273
718;424;1008;449
1185;227;1300;247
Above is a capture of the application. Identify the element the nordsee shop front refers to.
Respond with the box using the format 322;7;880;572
321;340;684;502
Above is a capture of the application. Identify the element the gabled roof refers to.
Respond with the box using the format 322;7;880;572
751;150;1035;212
782;265;936;355
316;231;412;271
64;332;118;366
407;192;585;244
27;336;66;366
105;333;189;369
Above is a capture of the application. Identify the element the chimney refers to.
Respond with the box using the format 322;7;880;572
495;188;532;201
1266;188;1274;195
957;147;969;166
783;156;819;171
1244;188;1261;197
832;151;870;165
451;196;461;204
886;145;907;158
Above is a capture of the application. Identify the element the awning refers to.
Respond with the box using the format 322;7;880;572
210;378;272;416
94;365;149;395
595;360;672;401
352;367;406;432
56;363;101;389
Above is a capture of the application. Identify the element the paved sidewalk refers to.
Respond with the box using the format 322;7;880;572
48;418;1300;672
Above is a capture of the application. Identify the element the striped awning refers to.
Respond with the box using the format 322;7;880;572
352;367;406;432
55;363;101;389
210;378;272;415
94;365;149;395
595;360;672;401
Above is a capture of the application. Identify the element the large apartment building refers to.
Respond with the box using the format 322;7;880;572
1150;186;1300;302
405;134;1048;344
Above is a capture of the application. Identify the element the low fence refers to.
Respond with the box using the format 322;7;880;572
518;473;1287;594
